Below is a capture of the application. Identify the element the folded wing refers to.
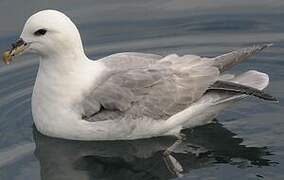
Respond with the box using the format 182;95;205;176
83;54;219;120
82;44;272;121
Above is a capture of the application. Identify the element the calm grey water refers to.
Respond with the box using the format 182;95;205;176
0;1;283;179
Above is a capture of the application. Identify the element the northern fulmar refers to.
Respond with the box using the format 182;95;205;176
3;10;277;141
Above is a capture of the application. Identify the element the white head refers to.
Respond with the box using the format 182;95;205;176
5;10;86;62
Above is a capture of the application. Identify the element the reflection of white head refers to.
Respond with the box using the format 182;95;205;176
20;10;85;58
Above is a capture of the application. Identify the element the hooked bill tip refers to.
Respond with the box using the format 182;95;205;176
2;50;12;65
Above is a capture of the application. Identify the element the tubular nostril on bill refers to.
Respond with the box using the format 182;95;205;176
10;38;26;50
11;43;17;49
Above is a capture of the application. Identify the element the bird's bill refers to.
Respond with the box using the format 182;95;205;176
2;38;29;64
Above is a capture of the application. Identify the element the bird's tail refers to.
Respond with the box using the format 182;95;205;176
175;70;276;129
205;70;273;105
213;44;273;72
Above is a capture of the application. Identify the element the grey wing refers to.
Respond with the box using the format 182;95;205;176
100;52;163;70
213;44;272;72
82;44;272;121
83;54;219;121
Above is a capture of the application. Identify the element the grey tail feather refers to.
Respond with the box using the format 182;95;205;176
213;44;273;72
207;80;278;102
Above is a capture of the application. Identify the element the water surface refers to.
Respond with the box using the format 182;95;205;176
0;1;283;179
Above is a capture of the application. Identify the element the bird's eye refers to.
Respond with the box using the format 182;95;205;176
34;29;47;36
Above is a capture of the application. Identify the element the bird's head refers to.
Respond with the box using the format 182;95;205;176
3;10;85;64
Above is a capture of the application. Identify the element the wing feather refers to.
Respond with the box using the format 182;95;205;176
83;54;219;121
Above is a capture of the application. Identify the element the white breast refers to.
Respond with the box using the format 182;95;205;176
31;57;105;138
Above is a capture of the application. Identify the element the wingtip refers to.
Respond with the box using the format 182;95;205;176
271;97;280;104
214;43;275;72
261;93;279;103
258;43;274;50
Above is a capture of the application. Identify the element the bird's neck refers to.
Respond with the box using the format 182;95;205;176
31;56;106;132
34;55;105;99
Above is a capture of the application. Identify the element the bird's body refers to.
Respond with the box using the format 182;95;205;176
31;50;271;141
5;10;276;141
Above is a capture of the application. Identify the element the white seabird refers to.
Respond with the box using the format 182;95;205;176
3;10;277;141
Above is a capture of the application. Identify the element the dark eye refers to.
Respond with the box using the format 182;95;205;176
34;29;47;36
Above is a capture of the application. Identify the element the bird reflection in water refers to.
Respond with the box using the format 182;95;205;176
33;120;273;180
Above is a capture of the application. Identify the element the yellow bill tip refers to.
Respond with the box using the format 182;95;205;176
3;51;12;65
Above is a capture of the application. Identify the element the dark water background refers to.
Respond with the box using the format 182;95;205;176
0;0;283;179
